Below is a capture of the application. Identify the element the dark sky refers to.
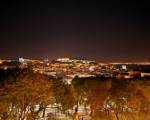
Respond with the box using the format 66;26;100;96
0;0;150;62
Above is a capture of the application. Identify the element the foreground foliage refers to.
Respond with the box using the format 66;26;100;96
0;68;150;120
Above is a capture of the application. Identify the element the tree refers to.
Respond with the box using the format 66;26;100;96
72;77;111;119
0;68;53;120
52;78;76;116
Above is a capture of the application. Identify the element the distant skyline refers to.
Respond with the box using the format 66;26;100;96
0;1;150;62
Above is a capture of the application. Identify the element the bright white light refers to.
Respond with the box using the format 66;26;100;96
19;58;25;63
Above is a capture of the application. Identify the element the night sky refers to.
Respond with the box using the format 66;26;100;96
0;0;150;62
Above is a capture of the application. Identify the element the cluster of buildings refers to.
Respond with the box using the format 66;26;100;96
0;58;150;84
